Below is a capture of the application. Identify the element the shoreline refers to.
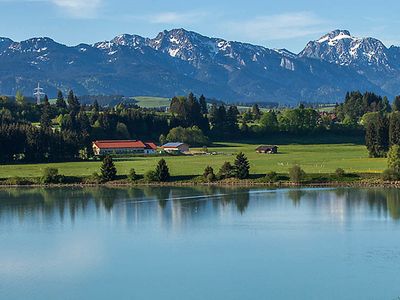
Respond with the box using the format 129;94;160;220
0;178;399;189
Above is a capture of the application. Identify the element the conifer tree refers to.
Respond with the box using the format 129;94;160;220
93;99;100;113
155;158;170;182
209;104;219;127
40;95;52;129
203;166;216;181
226;106;239;132
365;116;377;157
393;96;400;112
376;113;390;155
365;113;389;157
67;90;80;115
234;152;250;179
199;94;208;115
100;155;117;182
56;90;67;109
382;96;391;113
252;104;261;120
389;112;400;146
218;161;235;179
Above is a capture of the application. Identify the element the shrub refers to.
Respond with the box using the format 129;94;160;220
3;177;31;186
100;155;117;182
155;159;170;182
85;172;102;184
128;168;139;181
206;173;216;183
289;165;305;183
234;152;250;179
41;168;64;184
382;168;400;181
203;166;216;182
335;168;346;178
203;166;214;178
144;170;158;182
265;171;279;182
79;147;89;160
217;162;235;179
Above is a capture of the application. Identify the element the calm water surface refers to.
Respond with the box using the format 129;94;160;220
0;187;400;300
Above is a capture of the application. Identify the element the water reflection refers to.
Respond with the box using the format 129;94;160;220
1;187;400;227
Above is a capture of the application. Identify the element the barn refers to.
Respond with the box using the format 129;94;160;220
92;140;157;156
161;142;190;153
256;145;278;154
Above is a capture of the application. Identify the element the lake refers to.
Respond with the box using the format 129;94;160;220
0;187;400;299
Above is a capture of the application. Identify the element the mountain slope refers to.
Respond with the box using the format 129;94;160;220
0;29;397;104
299;30;400;96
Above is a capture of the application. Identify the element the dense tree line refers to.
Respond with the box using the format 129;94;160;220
335;91;391;125
0;90;171;163
170;93;209;133
2;88;399;164
0;123;81;162
364;98;400;158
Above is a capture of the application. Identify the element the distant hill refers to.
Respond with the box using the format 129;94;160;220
0;29;398;104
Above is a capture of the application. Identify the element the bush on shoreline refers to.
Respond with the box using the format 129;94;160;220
144;170;158;182
265;171;279;183
128;168;139;181
289;165;306;183
335;168;346;178
382;168;400;181
203;166;216;182
41;168;66;184
217;162;235;179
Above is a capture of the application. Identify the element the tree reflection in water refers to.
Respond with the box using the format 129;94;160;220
0;187;400;225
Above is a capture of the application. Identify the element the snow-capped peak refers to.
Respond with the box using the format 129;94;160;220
300;29;392;70
317;30;354;44
111;34;146;47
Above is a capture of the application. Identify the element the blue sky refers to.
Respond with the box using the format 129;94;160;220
0;0;399;53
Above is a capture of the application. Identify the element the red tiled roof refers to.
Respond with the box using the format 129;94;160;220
93;140;146;149
145;142;157;150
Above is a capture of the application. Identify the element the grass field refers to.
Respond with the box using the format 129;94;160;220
133;96;171;108
0;141;386;179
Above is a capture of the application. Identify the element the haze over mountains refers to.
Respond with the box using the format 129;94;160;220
0;29;399;104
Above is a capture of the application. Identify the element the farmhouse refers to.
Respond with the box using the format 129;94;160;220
161;142;190;153
92;140;157;156
256;145;278;154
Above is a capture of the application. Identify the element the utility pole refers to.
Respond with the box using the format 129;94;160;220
33;83;44;105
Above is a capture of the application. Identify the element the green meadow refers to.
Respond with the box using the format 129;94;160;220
133;96;171;108
0;141;386;179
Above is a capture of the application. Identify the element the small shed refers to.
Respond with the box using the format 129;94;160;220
256;145;278;154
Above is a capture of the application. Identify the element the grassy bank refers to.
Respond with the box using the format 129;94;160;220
0;141;385;181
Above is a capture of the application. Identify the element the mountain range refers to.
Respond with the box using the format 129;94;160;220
0;29;399;104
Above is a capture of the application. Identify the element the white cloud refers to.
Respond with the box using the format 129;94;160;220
147;11;208;25
224;12;328;42
51;0;102;18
